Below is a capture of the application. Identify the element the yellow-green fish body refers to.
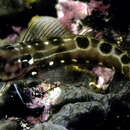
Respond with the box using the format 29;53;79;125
0;16;129;82
0;35;129;81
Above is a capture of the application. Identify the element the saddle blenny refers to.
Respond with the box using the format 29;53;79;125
0;35;129;81
0;16;129;82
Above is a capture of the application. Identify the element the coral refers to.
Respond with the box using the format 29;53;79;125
56;0;89;33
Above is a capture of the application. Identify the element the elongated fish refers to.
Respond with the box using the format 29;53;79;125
0;35;129;81
0;16;129;82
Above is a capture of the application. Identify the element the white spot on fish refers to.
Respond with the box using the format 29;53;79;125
72;59;77;62
60;60;65;63
31;71;37;76
14;48;19;51
35;43;39;46
23;59;28;62
53;38;58;42
14;43;20;47
27;45;32;49
28;58;34;65
44;41;49;45
86;60;90;64
49;61;54;66
20;47;23;50
63;38;71;42
18;59;21;63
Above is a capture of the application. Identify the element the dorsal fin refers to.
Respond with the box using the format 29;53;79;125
18;16;70;42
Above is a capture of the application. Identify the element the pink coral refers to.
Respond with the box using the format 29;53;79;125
56;0;89;33
5;26;25;41
92;66;115;89
26;109;50;124
26;81;62;124
56;0;110;34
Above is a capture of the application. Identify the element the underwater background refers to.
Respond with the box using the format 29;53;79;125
0;0;130;130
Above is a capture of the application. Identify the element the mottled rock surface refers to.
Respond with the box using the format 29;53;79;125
0;66;130;130
0;120;20;130
31;122;68;130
